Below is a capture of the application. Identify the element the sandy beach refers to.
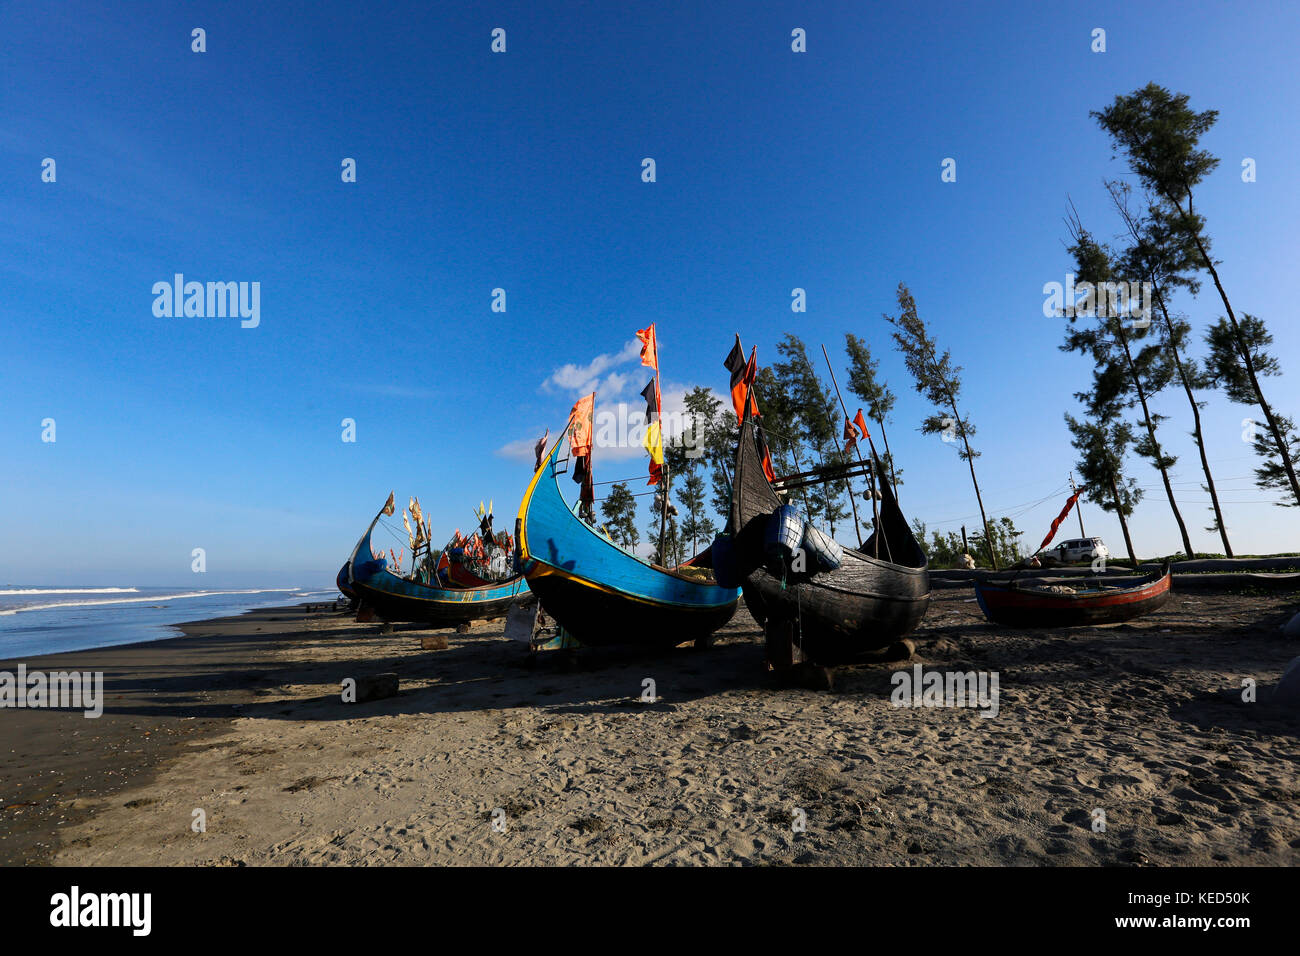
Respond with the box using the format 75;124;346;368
2;587;1296;867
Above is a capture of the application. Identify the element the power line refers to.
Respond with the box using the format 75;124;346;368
926;482;1071;526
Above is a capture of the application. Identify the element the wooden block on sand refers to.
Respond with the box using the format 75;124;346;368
420;634;449;651
764;618;806;671
353;673;399;703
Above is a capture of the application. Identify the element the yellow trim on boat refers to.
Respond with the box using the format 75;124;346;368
517;427;568;563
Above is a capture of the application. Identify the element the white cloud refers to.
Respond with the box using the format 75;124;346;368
494;381;702;467
542;339;641;396
495;436;542;463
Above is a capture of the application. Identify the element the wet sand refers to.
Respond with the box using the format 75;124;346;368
4;591;1299;866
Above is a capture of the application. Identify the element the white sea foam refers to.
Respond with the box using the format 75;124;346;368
0;588;298;616
0;587;140;596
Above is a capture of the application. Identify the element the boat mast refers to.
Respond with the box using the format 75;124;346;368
1069;473;1087;537
655;358;670;564
820;343;876;548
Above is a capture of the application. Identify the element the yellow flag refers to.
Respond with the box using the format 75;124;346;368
643;419;663;465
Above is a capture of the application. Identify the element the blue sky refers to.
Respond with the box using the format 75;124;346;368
2;1;1297;586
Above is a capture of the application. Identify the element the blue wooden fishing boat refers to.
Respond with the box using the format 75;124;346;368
515;433;739;647
346;495;529;625
336;561;357;601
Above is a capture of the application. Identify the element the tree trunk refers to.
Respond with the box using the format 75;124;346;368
1106;187;1234;553
1107;473;1139;567
915;336;995;567
1172;192;1300;506
1151;288;1233;555
951;407;997;569
1115;325;1195;557
966;454;998;569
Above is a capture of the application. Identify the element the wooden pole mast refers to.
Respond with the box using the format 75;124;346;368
820;343;879;548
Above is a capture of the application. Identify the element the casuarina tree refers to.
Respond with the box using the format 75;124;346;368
885;282;998;568
1094;84;1300;505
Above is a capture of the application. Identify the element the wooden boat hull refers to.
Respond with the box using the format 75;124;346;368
346;502;529;625
729;415;930;664
521;563;738;647
516;435;739;647
336;561;357;600
350;569;526;625
974;569;1172;628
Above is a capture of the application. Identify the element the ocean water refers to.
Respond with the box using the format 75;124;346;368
0;586;340;661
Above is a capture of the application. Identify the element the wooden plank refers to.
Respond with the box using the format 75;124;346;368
774;461;873;493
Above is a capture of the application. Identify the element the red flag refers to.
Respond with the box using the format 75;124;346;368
853;409;871;443
843;416;858;453
723;338;761;421
636;325;658;371
743;348;760;419
1038;490;1084;552
759;440;776;483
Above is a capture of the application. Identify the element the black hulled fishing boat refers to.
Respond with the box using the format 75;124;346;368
726;411;931;664
716;338;929;667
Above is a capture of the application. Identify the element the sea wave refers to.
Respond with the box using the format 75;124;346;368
0;588;299;616
0;587;140;596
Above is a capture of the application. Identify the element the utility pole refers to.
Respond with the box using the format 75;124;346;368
1069;474;1086;537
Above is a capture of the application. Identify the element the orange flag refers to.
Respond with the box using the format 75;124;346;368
568;393;595;457
636;324;658;371
853;409;871;443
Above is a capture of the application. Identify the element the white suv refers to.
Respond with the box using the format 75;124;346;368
1042;537;1109;565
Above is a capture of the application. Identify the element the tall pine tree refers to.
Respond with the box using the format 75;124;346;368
1060;211;1192;557
599;482;640;550
885;283;999;568
1094;84;1300;505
